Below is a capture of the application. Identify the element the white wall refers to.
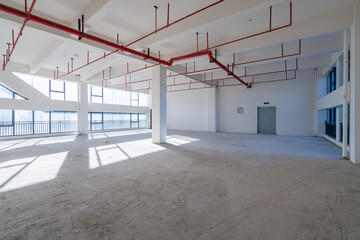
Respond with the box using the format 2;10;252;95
167;88;209;131
218;69;315;136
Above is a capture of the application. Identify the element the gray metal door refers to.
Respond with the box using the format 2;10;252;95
257;107;276;134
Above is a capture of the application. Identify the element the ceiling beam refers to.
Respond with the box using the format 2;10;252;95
28;0;111;74
30;40;68;74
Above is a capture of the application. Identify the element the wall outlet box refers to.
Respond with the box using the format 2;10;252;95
237;107;244;114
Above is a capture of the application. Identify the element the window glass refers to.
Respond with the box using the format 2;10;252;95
14;110;33;135
33;76;49;97
122;113;131;128
34;111;50;134
90;112;103;131
65;81;78;101
139;93;148;107
139;114;146;128
103;88;113;104
0;109;12;125
131;113;139;128
88;85;91;103
50;80;64;92
0;109;13;136
50;91;65;100
92;85;103;96
0;85;13;99
130;92;139;106
327;68;336;94
92;96;103;104
51;111;77;133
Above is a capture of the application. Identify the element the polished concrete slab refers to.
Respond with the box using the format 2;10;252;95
0;130;359;240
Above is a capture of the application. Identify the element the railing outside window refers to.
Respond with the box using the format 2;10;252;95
325;121;336;139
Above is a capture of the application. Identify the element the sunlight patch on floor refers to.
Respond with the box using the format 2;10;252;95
89;138;165;169
89;144;129;169
166;135;199;146
117;139;165;158
36;135;76;145
0;152;68;192
88;129;151;140
0;138;45;151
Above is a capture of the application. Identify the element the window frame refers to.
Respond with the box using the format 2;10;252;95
49;79;66;100
327;68;336;94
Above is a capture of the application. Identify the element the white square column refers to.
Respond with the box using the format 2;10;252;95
78;81;88;135
350;2;360;163
207;87;218;132
336;59;341;142
152;65;167;143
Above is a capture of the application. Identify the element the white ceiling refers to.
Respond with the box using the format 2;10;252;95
0;0;357;85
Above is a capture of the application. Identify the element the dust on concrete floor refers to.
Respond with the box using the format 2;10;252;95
0;130;360;240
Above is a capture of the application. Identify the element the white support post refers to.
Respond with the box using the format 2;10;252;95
349;2;360;163
342;29;349;159
152;65;167;143
314;68;318;136
207;87;218;132
336;59;341;142
78;79;88;135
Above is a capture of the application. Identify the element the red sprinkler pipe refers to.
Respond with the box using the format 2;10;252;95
0;3;170;66
106;58;298;89
125;0;225;47
2;0;36;70
207;51;251;88
130;68;297;93
168;39;301;78
42;0;223;79
208;2;292;50
0;1;291;89
102;39;301;83
103;3;294;82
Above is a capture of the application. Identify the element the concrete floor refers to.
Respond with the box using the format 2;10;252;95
0;130;360;240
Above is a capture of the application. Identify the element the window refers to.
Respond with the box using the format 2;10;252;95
65;81;78;101
139;114;146;128
34;111;50;134
88;85;147;106
14;110;33;135
130;92;139;106
32;76;50;97
0;109;13;136
0;110;77;137
327;68;336;94
51;111;77;133
88;112;145;131
0;84;26;99
327;108;336;125
0;85;14;99
139;93;148;107
14;73;78;101
50;80;65;100
131;113;139;128
90;112;103;131
90;85;103;103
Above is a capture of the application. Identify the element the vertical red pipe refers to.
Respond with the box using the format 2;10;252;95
196;32;199;52
269;6;272;32
154;6;158;32
206;32;209;49
167;3;170;26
